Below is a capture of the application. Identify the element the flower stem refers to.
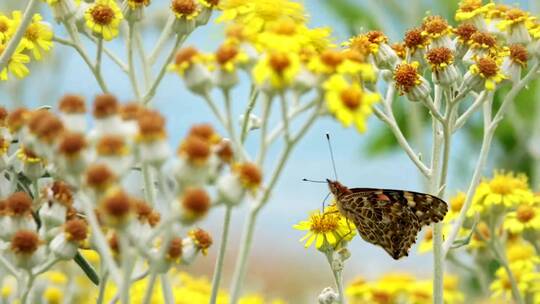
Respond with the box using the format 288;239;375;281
127;21;142;100
160;274;174;304
209;206;233;304
142;272;158;304
142;164;156;206
0;0;39;72
325;252;345;304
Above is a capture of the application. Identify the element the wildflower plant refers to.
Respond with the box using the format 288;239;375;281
0;0;540;303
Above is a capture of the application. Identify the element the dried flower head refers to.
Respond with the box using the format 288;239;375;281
11;230;40;255
101;189;132;220
404;27;430;51
422;15;452;38
187;123;219;143
6;192;33;216
508;44;528;67
51;181;73;206
93;94;119;119
394;62;421;94
35;115;64;143
216;140;234;163
58;95;86;114
96;135;128;156
171;0;199;19
216;43;239;66
189;228;213;255
181;188;211;218
137;110;166;142
454;23;478;43
167;237;183;260
234;162;263;190
426;47;454;70
178;135;211;164
269;52;292;74
64;219;88;242
470;32;498;49
58;132;87;157
85;164;116;189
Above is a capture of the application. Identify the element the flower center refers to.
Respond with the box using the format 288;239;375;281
488;175;514;194
459;0;482;12
0;20;9;33
175;47;198;65
171;0;197;15
91;4;115;25
423;16;449;35
269;53;291;74
471;32;497;48
216;44;239;65
506;8;526;21
476;57;498;78
450;194;465;213
404;27;428;49
454;23;477;41
340;87;362;110
365;30;388;45
309;213;339;233
516;205;535;223
320;50;344;68
426;47;453;67
25;23;40;41
509;44;528;64
394;63;420;93
424;228;433;241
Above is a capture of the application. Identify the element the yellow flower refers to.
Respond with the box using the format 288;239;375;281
505;203;540;234
324;74;380;133
252;51;300;90
490;261;540;301
469;56;507;91
497;8;536;32
0;13;15;42
15;13;54;60
44;287;63;304
455;0;493;22
171;0;201;20
218;0;306;34
84;0;123;41
255;20;333;54
214;42;249;72
293;204;355;249
473;171;532;213
447;191;466;221
0;43;30;81
506;241;540;265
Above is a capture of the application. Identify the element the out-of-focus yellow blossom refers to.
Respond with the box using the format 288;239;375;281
505;201;540;234
497;8;536;32
213;42;249;72
255;20;333;54
490;261;540;301
84;0;123;41
252;51;300;90
0;43;30;81
47;271;68;285
217;0;306;34
15;13;54;60
447;191;466;221
323;74;379;133
466;221;493;249
506;241;540;265
455;0;493;22
44;287;63;304
418;227;434;253
169;46;212;75
293;204;355;250
0;13;15;42
472;171;531;213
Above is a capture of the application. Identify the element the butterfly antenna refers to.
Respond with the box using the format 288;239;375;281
302;178;326;184
326;133;338;181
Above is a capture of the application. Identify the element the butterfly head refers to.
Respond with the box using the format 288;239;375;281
326;179;352;198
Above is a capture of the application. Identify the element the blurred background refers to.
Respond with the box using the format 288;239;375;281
1;0;539;302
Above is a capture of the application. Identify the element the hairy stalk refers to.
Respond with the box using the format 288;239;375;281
0;0;39;72
325;252;345;304
142;272;158;304
209;206;233;304
240;85;259;143
142;164;156;206
127;21;142;99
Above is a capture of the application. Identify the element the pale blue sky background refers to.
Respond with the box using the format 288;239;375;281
0;0;536;301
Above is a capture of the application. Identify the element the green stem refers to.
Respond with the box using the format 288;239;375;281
0;0;39;72
142;164;156;206
325;252;345;304
148;15;175;65
240;85;258;144
127;21;142;100
209;206;233;304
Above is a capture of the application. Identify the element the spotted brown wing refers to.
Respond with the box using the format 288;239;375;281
337;189;448;259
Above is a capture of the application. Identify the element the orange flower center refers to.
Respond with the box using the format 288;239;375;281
269;53;291;74
91;4;115;25
426;47;453;66
310;213;339;233
423;16;449;35
25;23;40;42
216;44;239;65
476;57;499;78
509;44;528;64
471;32;497;48
171;0;197;15
516;205;535;223
320;50;344;68
454;23;477;41
459;0;482;12
340;87;362;110
394;63;419;93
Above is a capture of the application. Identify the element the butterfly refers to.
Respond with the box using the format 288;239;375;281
327;179;448;259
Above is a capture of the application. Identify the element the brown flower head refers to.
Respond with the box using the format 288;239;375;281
422;15;451;37
85;164;117;189
90;4;115;25
137;110;166;141
269;52;291;74
96;135;128;156
171;0;198;17
181;188;211;218
7;107;30;133
178;135;211;164
391;43;406;60
58;95;86;114
404;27;429;50
7;192;33;216
35;115;64;143
516;205;535;223
234;162;263;190
58;132;87;157
93;94;119;119
454;23;477;43
365;30;388;45
65;218;88;242
508;44;528;66
216;43;239;66
51;181;74;206
11;230;40;255
339;86;363;110
187;123;219;143
101;189;132;220
120;102;144;121
189;228;213;255
167;236;183;260
0;107;7;127
393;62;421;94
175;47;199;66
458;0;482;12
470;32;497;49
426;47;454;70
320;50;344;69
216;139;234;163
475;57;499;77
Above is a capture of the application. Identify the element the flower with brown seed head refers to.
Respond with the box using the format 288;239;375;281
0;107;8;127
7;107;30;134
11;230;40;255
93;94;119;119
85;164;117;190
171;0;199;20
51;181;74;207
187;123;220;144
59;95;86;114
166;237;183;261
136;110;166;142
6;192;33;217
467;56;507;91
64;218;88;242
234;162;262;191
178;135;211;165
188;228;212;255
96;135;129;156
180;187;211;222
394;62;431;101
58;132;87;158
120;102;144;121
101;189;132;225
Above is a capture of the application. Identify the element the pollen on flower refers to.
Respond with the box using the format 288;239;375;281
64;218;88;242
51;181;74;206
509;44;528;66
475;57;498;78
101;190;132;219
269;52;291;74
189;228;213;254
58;132;86;157
505;8;527;21
35;115;64;143
422;16;451;36
423;228;433;241
85;164;116;189
167;237;183;260
175;47;199;66
346;35;371;58
309;212;339;233
404;27;429;50
426;47;454;69
120;102;144;121
90;4;115;25
454;23;477;42
216;140;234;163
178;136;211;164
394;63;420;93
181;188;211;216
137;110;166;141
133;198;156;224
470;32;497;48
6;192;33;216
458;0;483;12
235;162;262;190
516;205;535;223
320;50;344;69
216;43;239;66
58;95;86;114
11;230;40;255
391;43;406;60
93;94;119;118
96;135;128;156
7;107;30;133
365;30;388;45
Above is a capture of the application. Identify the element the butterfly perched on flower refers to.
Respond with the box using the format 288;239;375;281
327;179;448;259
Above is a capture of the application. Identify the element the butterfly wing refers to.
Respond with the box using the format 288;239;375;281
338;189;447;259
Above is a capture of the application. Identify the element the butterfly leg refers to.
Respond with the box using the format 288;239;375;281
334;218;354;250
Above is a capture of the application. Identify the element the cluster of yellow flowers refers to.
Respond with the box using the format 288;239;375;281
346;273;464;304
419;170;540;302
0;11;53;80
